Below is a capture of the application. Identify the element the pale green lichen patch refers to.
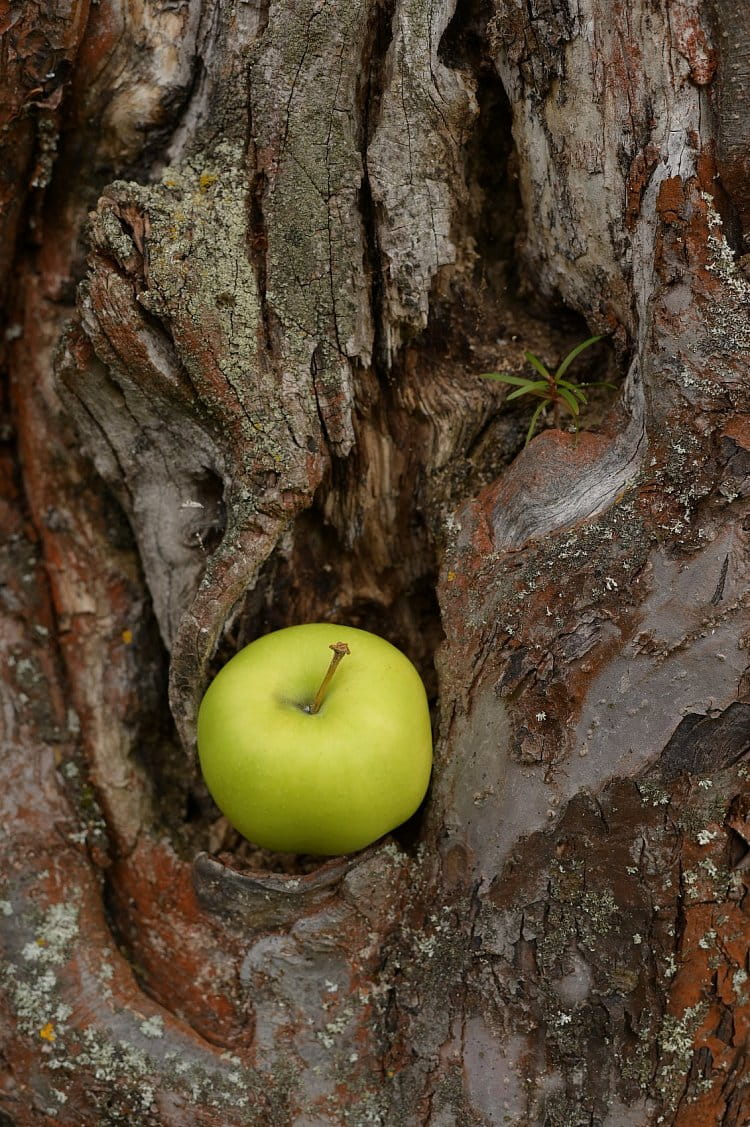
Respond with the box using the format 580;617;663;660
622;996;711;1108
2;900;79;1052
539;872;620;965
654;1002;710;1109
698;194;750;359
702;195;750;303
120;151;269;431
732;968;748;1001
121;139;347;474
670;783;731;844
95;207;141;268
0;888;293;1121
139;1014;165;1039
60;1028;278;1120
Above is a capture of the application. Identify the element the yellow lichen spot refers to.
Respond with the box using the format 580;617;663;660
199;172;218;193
121;629;133;645
447;571;457;582
35;937;48;947
39;1022;56;1042
162;177;177;189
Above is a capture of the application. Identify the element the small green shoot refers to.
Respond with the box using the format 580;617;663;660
481;335;614;446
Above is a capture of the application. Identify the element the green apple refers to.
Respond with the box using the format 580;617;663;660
196;623;433;855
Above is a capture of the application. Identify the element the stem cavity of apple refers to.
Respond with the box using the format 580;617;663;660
309;642;351;714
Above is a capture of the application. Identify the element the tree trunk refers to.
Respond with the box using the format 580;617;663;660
2;0;749;1123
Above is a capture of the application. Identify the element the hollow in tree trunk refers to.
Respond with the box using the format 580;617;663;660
1;1;749;1124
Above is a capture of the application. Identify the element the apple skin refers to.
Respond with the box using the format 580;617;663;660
196;623;433;855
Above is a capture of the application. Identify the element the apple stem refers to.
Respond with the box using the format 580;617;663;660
310;642;351;714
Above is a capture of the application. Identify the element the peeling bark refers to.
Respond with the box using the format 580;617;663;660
2;0;749;1124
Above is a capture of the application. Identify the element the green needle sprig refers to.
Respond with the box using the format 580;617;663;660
481;335;614;446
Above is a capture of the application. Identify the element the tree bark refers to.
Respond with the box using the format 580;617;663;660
1;0;749;1124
